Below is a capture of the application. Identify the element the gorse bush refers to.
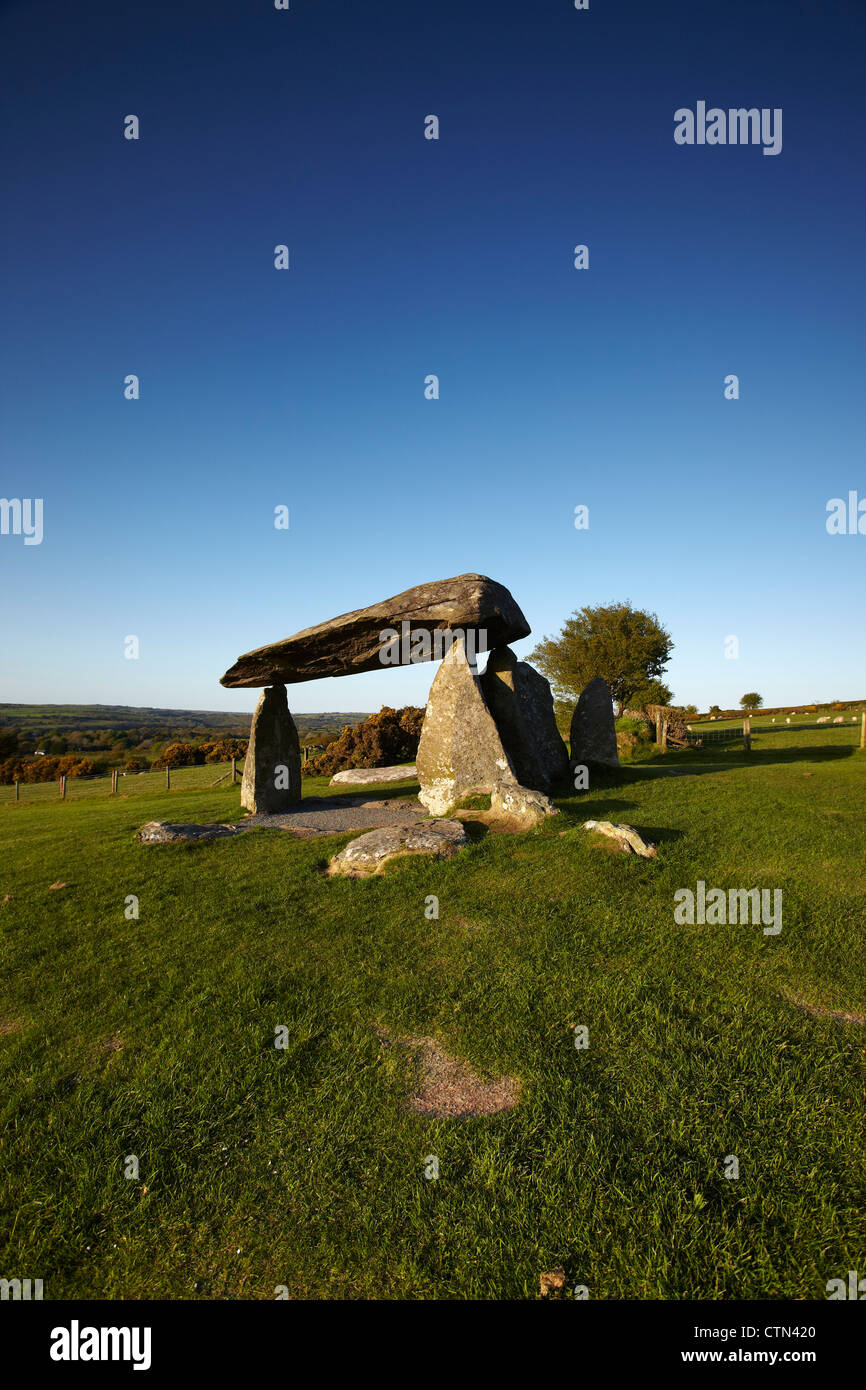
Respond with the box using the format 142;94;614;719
151;738;249;770
0;755;102;784
305;707;424;776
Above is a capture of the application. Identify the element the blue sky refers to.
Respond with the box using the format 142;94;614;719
1;0;864;716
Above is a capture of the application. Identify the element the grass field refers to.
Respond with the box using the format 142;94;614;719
1;726;864;1300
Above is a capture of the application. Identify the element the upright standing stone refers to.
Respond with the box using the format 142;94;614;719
570;676;619;770
416;638;517;816
480;647;569;791
241;685;301;813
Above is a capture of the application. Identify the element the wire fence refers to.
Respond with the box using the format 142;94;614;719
685;716;865;745
0;760;241;805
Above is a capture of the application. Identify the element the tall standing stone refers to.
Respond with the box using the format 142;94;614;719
480;647;569;791
241;685;301;813
416;639;517;816
570;677;619;770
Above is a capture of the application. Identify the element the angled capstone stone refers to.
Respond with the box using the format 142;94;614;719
416;638;518;816
480;647;569;791
570;676;619;770
241;685;301;813
220;573;530;687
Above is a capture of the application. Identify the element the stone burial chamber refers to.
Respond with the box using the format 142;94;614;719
219;572;572;820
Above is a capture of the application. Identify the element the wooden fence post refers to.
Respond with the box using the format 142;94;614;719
231;757;237;785
660;719;668;753
861;711;865;750
60;774;67;800
111;769;118;794
15;779;20;802
166;767;171;791
743;717;752;752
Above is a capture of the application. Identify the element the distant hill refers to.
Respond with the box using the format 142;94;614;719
0;704;371;739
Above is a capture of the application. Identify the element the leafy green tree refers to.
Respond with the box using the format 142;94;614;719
626;679;674;712
709;705;722;715
740;692;764;710
530;602;674;717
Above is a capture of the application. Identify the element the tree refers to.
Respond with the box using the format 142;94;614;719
626;679;674;712
530;602;674;717
740;692;763;710
709;705;722;715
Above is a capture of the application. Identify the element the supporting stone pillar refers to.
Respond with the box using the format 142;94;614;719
241;684;301;814
416;638;518;816
480;647;569;791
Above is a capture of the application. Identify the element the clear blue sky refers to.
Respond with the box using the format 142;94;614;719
1;0;864;717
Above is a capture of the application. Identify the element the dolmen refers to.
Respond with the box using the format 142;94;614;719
220;572;582;819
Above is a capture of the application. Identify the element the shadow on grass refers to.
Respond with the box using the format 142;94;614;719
322;781;421;803
554;796;640;820
458;820;490;844
603;744;859;784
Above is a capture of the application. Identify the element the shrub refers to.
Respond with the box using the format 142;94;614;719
152;742;198;770
200;738;248;764
305;707;425;777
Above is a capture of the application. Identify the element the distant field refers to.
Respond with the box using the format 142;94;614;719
692;711;864;735
0;704;370;739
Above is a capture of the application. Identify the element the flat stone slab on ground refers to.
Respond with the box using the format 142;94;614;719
138;797;430;845
329;765;417;785
326;819;468;877
138;821;243;844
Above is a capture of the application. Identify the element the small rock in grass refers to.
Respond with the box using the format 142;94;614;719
582;820;658;859
540;1267;567;1298
490;782;558;826
327;819;468;877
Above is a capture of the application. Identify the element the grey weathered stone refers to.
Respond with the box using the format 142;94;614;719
138;798;429;845
241;685;301;813
137;820;242;843
570;677;619;769
490;782;559;825
220;573;530;687
416;638;517;816
582;820;657;858
326;819;468;878
480;647;569;791
329;764;417;786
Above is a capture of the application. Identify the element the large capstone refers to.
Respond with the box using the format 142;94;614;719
220;573;530;688
480;647;569;792
570;676;619;770
241;685;301;813
416;638;517;816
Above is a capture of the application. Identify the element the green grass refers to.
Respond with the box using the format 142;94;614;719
1;732;865;1300
0;761;239;805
